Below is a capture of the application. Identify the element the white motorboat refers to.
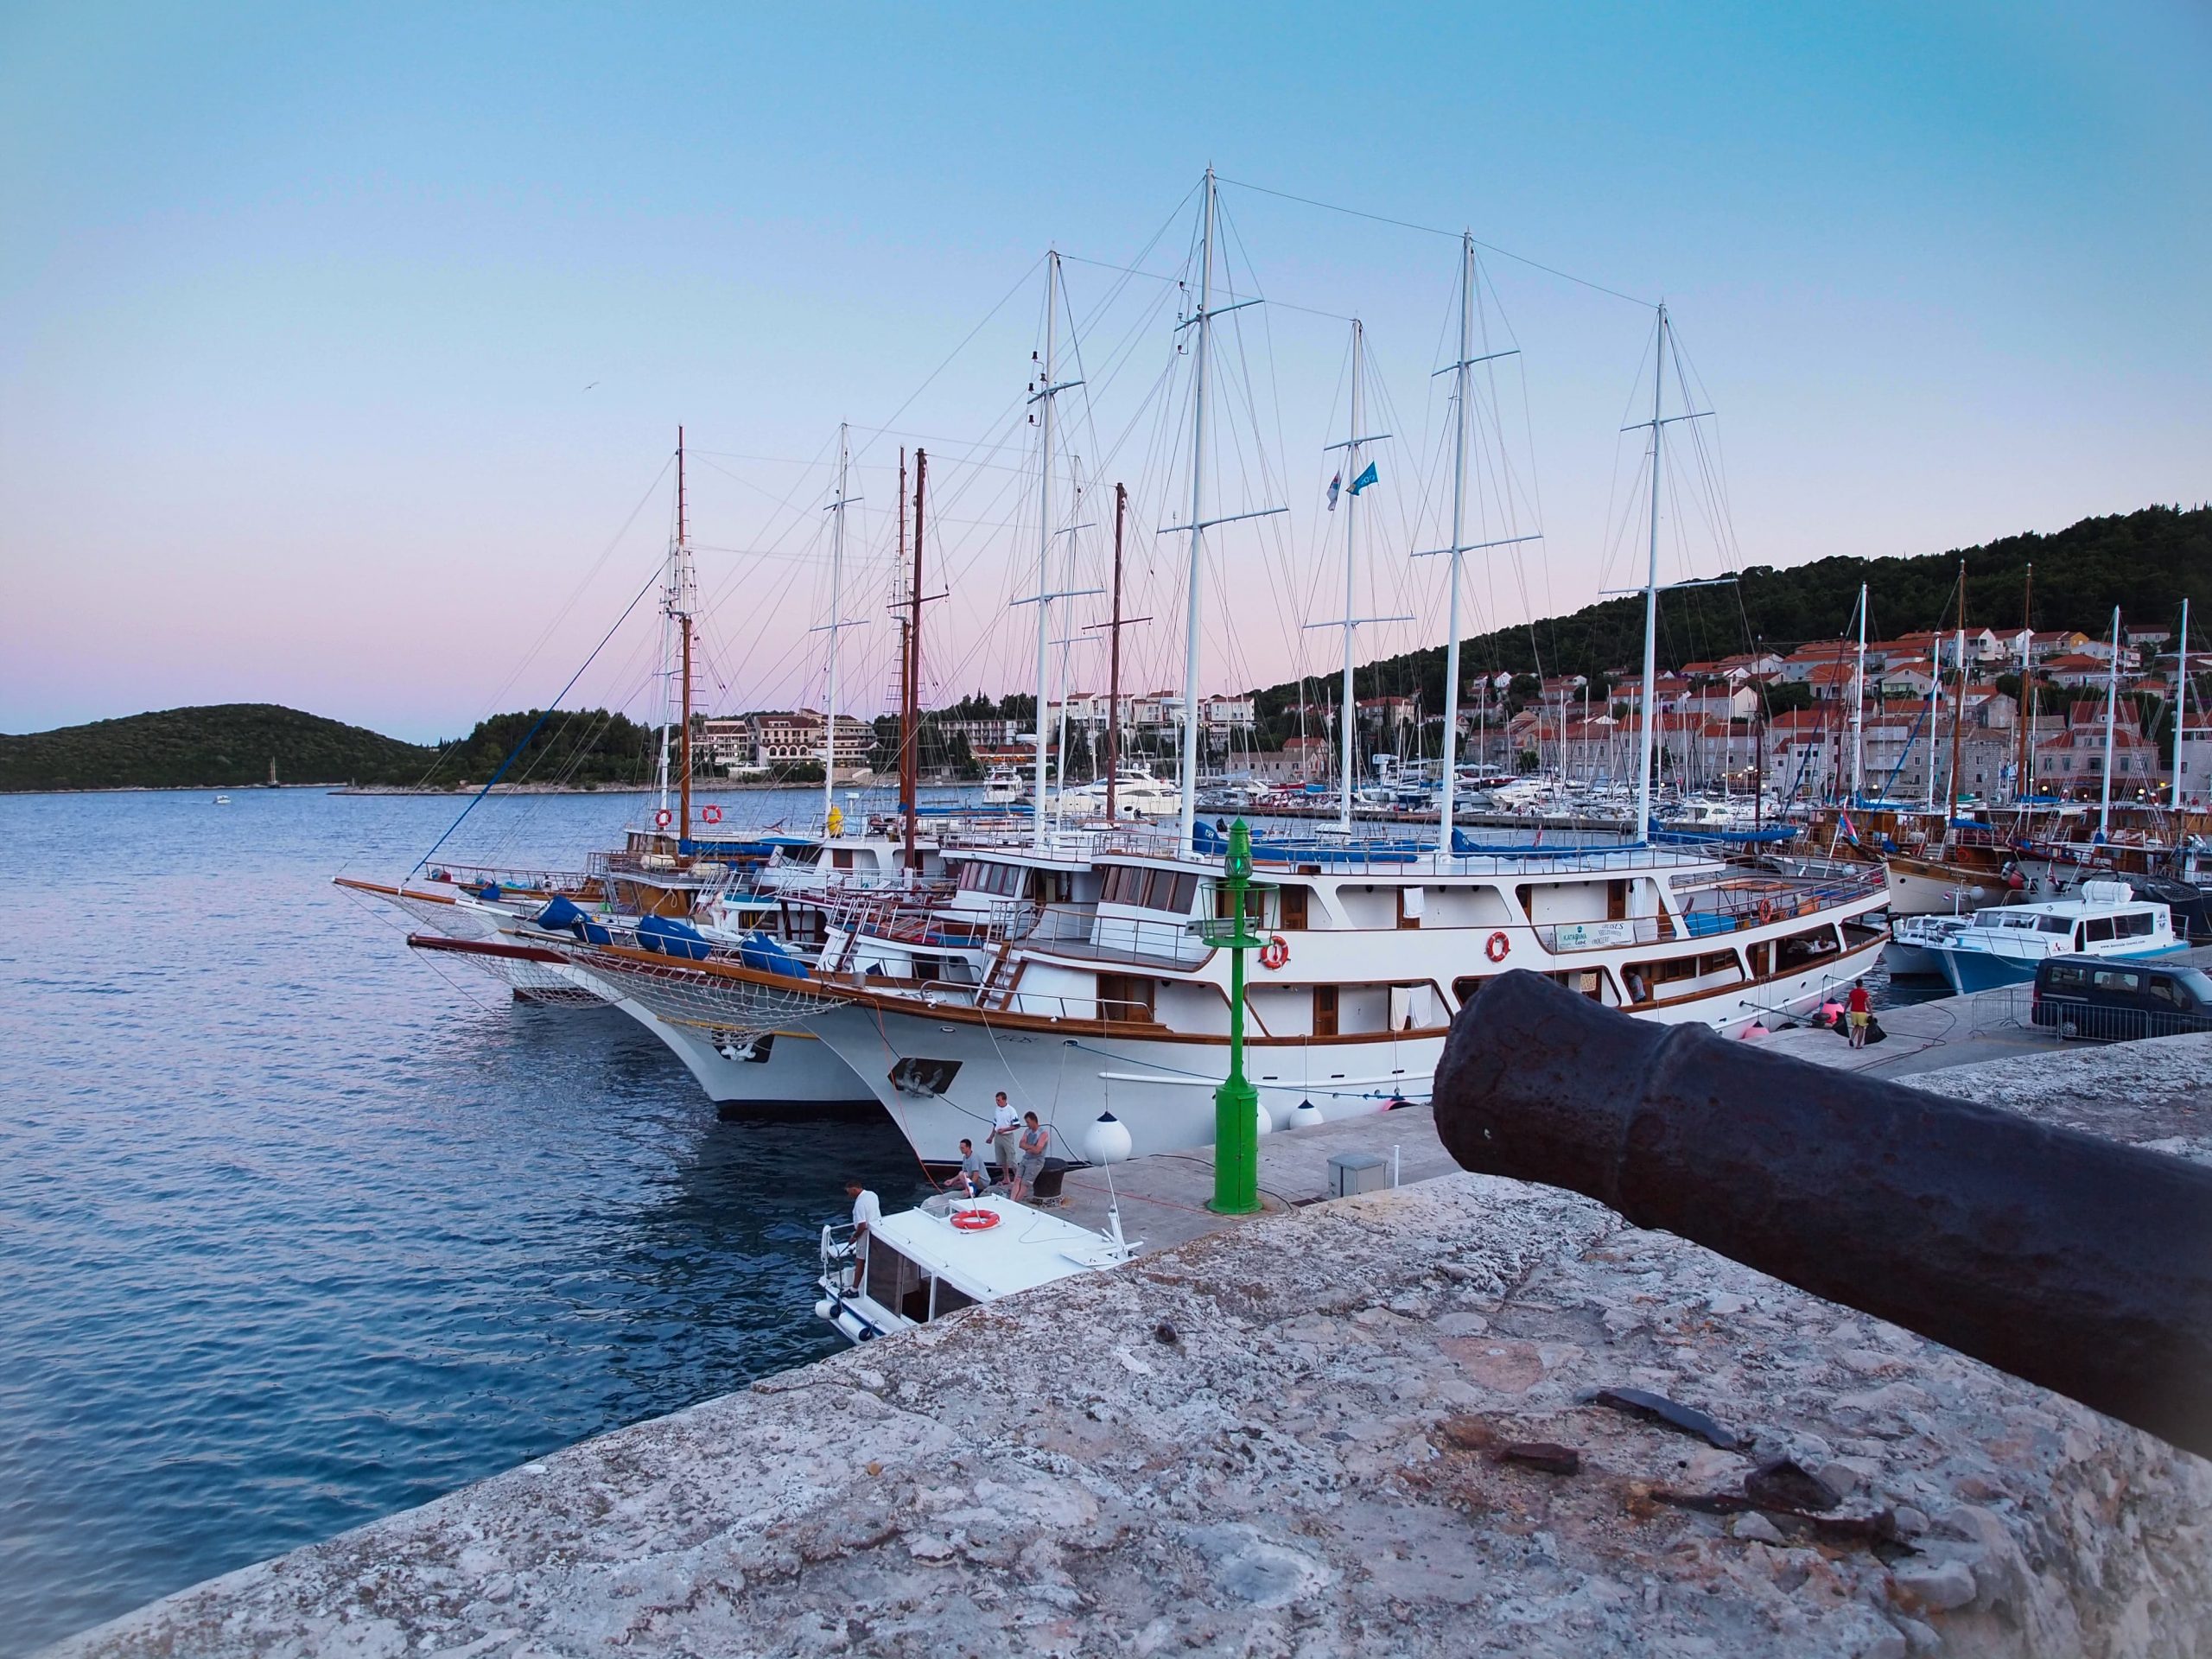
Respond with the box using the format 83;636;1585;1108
1921;880;2183;995
1052;766;1183;821
816;1192;1134;1343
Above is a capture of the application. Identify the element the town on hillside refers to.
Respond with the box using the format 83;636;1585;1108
693;620;2203;809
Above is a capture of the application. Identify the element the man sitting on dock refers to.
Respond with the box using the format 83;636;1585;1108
1012;1112;1051;1203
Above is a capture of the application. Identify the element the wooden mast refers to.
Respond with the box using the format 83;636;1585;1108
677;425;693;849
1942;560;1967;845
1084;482;1149;825
901;449;926;872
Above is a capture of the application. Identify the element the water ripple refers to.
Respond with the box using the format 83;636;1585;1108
0;790;927;1654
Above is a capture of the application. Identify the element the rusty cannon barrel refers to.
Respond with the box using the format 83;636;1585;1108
1433;969;2212;1459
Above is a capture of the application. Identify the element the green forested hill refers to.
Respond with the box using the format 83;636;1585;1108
0;704;436;791
0;702;670;792
1255;504;2211;719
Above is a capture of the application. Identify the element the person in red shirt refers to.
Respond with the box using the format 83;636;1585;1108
1847;982;1872;1048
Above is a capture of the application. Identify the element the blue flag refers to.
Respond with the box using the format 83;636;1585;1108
1326;470;1342;511
1349;461;1379;496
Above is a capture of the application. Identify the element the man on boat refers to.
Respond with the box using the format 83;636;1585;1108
990;1092;1021;1184
844;1181;882;1287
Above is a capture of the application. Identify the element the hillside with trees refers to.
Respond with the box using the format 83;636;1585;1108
0;704;437;791
1250;505;2211;735
0;703;667;792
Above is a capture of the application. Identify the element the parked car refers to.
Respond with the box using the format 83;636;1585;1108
2031;954;2212;1041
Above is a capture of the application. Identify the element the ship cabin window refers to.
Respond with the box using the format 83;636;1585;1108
1031;868;1074;905
2083;917;2115;945
2116;910;2155;938
832;849;855;870
1098;974;1156;1023
1102;866;1201;914
958;861;1027;899
1548;969;1606;1003
1776;925;1840;969
1313;984;1338;1037
1280;886;1310;931
1211;882;1264;925
863;1242;976;1325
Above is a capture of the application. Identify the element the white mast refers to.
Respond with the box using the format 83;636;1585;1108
1169;170;1282;852
1338;321;1365;833
1851;582;1867;801
1437;236;1473;844
816;424;858;835
2100;605;2121;838
2175;598;2190;811
1032;251;1061;849
1175;175;1220;855
1635;305;1667;842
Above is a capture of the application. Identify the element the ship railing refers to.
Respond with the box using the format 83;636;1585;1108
906;979;1166;1026
424;861;601;896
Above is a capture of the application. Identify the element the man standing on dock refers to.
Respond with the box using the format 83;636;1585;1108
1847;982;1872;1049
990;1092;1020;1185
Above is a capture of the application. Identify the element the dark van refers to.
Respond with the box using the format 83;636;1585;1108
2031;955;2212;1041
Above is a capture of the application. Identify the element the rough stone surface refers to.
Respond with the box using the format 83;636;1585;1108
46;1034;2212;1658
48;1185;2212;1656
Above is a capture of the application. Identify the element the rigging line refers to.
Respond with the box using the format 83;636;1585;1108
1055;250;1357;326
410;563;664;876
1215;175;1658;310
844;255;1047;474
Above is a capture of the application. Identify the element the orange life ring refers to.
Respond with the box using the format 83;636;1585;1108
1259;935;1290;970
1758;898;1775;925
654;809;673;828
950;1208;1000;1231
702;804;723;824
1485;931;1511;963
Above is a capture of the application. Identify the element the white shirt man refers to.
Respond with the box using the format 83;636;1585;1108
990;1093;1021;1181
845;1184;882;1287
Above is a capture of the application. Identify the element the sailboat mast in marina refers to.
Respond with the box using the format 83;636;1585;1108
816;425;858;834
1421;231;1536;840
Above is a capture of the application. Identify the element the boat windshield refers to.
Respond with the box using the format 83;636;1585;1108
2038;916;2075;934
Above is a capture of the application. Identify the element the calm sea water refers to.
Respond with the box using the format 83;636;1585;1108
0;787;929;1655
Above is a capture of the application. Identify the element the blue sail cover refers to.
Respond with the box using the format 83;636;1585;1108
636;914;712;961
737;932;812;980
533;896;587;932
1648;822;1802;848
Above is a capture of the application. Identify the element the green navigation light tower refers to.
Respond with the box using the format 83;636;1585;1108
1209;818;1265;1215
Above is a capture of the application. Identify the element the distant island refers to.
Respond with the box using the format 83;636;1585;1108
4;505;2205;792
0;704;662;794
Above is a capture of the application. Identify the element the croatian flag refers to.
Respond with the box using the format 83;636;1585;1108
1327;470;1342;511
1350;460;1379;496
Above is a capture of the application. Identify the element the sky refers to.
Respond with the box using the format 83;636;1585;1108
3;2;2208;741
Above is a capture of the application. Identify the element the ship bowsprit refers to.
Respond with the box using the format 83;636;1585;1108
556;944;858;1039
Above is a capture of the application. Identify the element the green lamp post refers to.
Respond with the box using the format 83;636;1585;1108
1209;817;1265;1215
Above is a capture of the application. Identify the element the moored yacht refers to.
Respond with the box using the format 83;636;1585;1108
1920;880;2183;995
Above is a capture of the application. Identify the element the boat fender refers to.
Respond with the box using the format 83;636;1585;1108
1485;931;1512;963
1259;935;1290;970
655;809;673;828
950;1208;1001;1231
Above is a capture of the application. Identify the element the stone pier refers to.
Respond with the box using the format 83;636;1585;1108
47;1036;2212;1658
